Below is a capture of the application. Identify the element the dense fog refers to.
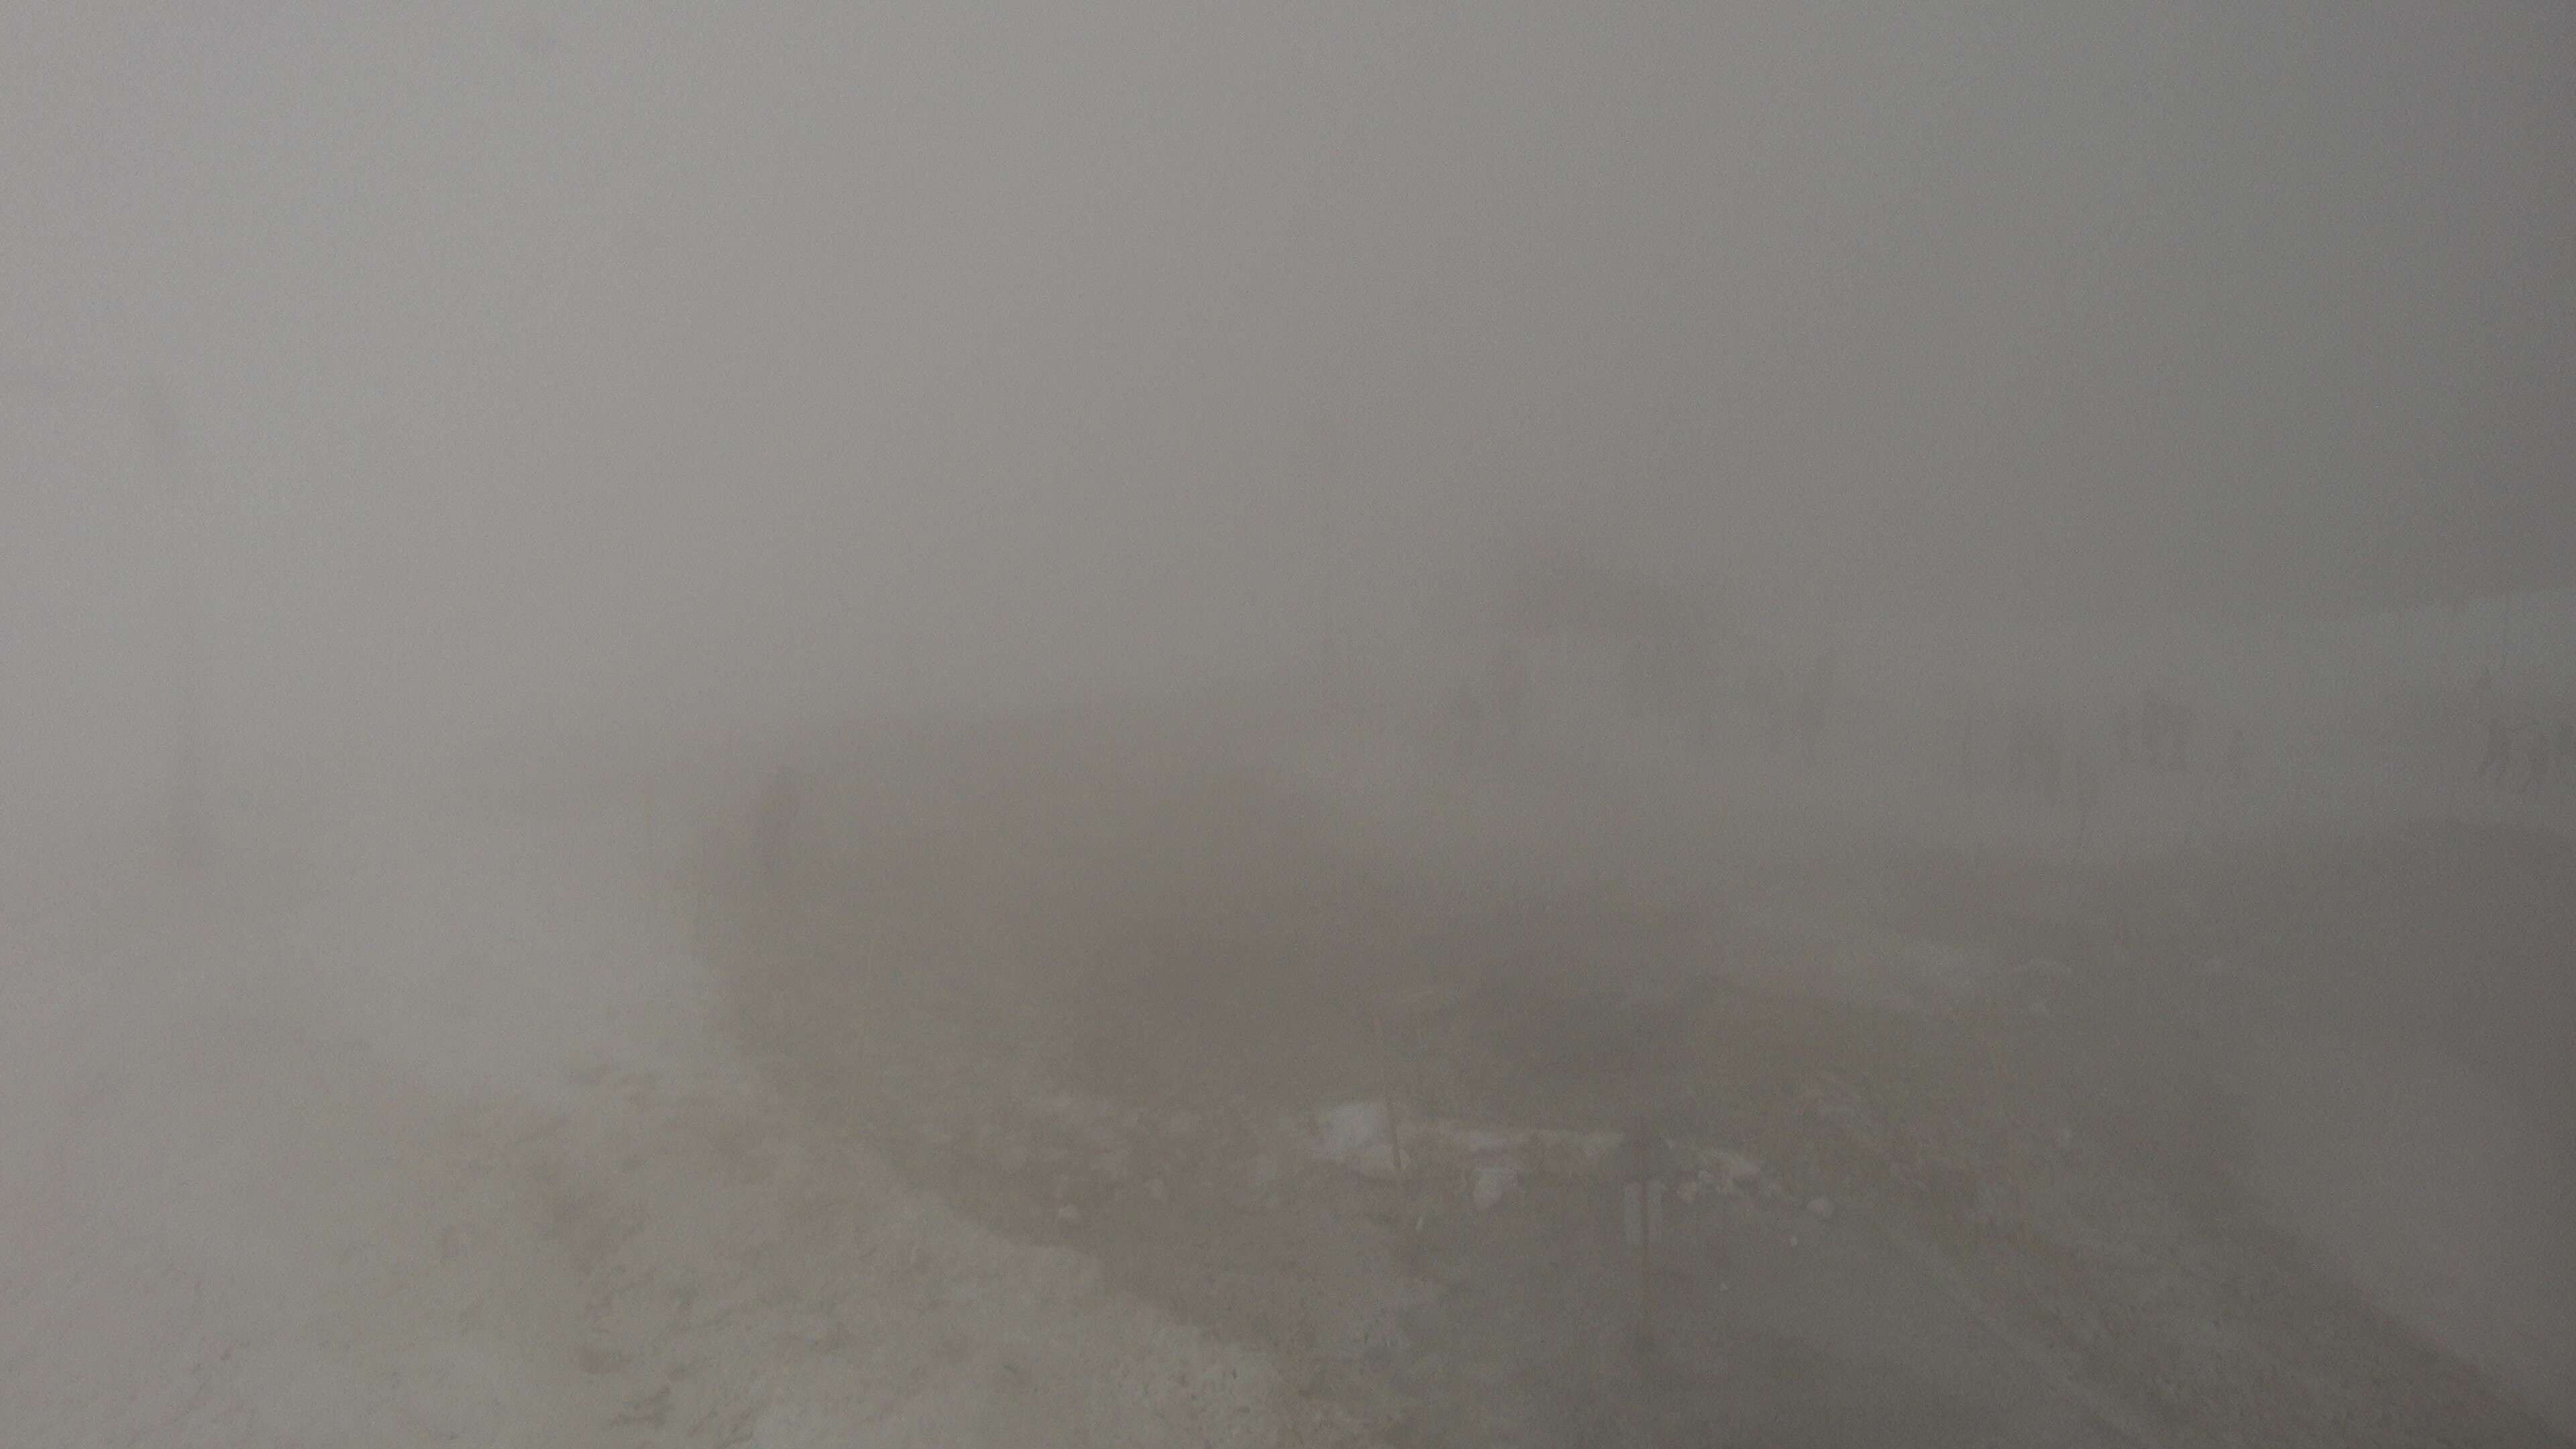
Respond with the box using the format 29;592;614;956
5;3;2573;1445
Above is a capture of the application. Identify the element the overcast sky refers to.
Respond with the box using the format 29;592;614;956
6;0;2573;748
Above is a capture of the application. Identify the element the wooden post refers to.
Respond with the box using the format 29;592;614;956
1638;1180;1654;1348
1623;1126;1665;1352
1373;1012;1409;1227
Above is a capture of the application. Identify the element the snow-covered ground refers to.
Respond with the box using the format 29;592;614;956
0;775;1352;1448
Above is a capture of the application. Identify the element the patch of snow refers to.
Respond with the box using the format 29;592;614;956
1470;1161;1523;1211
1705;1148;1764;1191
1316;1101;1399;1178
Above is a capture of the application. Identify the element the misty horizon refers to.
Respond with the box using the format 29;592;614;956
9;3;2574;766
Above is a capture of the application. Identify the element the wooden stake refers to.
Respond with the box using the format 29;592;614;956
1373;1013;1408;1226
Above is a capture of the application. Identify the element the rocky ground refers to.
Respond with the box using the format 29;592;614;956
711;708;2576;1448
6;698;2568;1446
